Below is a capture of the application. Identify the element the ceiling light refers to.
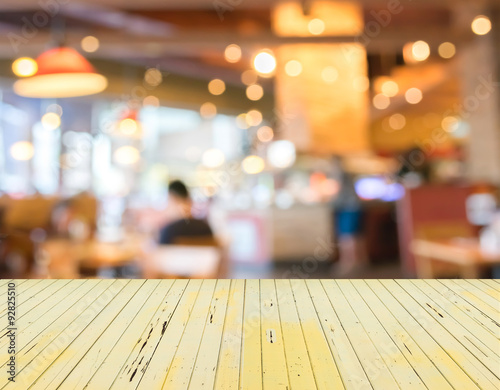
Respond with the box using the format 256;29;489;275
13;47;107;98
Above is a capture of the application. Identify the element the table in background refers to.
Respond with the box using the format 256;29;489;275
0;279;498;389
411;237;500;278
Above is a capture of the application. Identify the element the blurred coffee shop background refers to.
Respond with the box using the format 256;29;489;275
0;0;499;279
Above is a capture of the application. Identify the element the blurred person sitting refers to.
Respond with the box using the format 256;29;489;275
158;180;213;245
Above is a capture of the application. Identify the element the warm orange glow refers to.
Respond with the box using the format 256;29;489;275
246;84;264;101
273;1;363;37
389;113;406;130
14;73;108;98
208;79;225;95
13;47;108;98
253;50;276;75
241;70;258;85
273;1;368;154
373;94;390;110
200;102;217;118
257;126;274;143
412;41;430;62
405;88;423;104
144;68;163;87
472;15;491;35
438;42;456;59
308;18;325;35
118;118;140;135
285;60;303;77
246;110;263;127
224;44;242;63
143;96;160;107
12;57;37;77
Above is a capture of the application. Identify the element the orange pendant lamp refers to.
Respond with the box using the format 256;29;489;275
13;47;108;98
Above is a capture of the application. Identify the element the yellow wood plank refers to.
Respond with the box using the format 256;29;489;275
480;279;500;292
54;279;162;390
288;279;344;390
0;280;84;352
0;279;44;319
380;279;499;390
26;280;144;390
302;279;371;389
161;279;217;389
466;279;500;302
0;279;70;335
428;280;500;336
109;279;191;389
83;279;176;390
274;279;317;389
365;279;482;390
213;279;245;390
320;280;400;390
336;280;427;389
458;280;500;312
398;280;500;367
188;279;231;390
239;279;262;390
411;280;500;352
259;279;289;390
439;280;500;324
0;280;127;390
351;280;454;390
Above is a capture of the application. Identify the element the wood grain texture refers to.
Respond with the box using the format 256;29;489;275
0;279;497;389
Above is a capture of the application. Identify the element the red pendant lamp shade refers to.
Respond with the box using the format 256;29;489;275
14;47;108;98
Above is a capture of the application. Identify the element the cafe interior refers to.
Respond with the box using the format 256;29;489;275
0;0;499;280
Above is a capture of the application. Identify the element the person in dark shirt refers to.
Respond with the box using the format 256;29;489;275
158;180;213;244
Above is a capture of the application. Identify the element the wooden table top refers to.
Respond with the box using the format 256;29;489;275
0;279;498;389
412;237;500;265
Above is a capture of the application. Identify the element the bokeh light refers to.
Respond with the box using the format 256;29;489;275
373;94;390;110
268;140;296;168
253;50;276;75
388;113;406;130
285;60;303;77
242;155;265;174
200;102;217;118
12;57;37;77
118;118;140;135
208;79;226;95
257;126;274;143
11;141;35;161
405;87;423;104
246;84;264;101
224;44;242;63
241;70;258;85
308;18;325;35
412;41;430;62
41;112;61;130
246;109;263;127
114;146;140;165
144;68;163;87
81;36;100;53
321;66;338;83
471;15;492;35
438;42;456;59
202;148;225;168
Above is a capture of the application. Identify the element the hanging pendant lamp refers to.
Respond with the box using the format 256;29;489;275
13;47;108;98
